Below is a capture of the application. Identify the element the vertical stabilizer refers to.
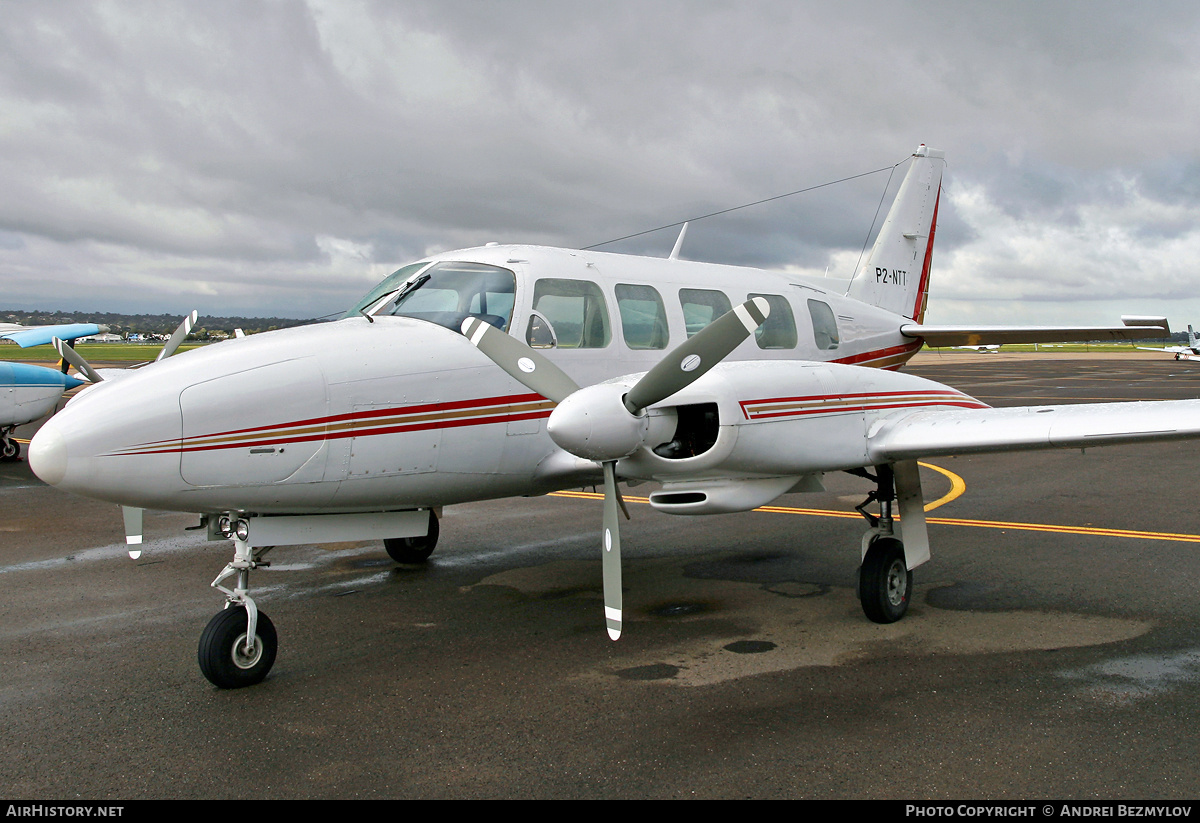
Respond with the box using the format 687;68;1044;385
847;145;946;322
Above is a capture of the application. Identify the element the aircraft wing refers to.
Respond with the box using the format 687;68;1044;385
1;323;109;348
901;316;1169;347
867;400;1200;462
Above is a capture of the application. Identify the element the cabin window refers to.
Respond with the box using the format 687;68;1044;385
615;284;668;350
367;261;517;332
747;293;797;349
679;289;732;338
807;299;840;350
528;278;611;349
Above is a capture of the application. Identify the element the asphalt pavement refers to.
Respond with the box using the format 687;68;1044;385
3;351;1199;799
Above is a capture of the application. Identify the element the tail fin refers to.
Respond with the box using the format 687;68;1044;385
847;145;946;322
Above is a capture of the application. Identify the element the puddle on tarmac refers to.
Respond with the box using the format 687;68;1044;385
469;555;1153;687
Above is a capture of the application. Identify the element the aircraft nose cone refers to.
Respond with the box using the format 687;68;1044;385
28;425;68;486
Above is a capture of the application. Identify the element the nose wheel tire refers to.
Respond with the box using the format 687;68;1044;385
859;537;912;624
198;606;277;689
384;510;439;563
1;439;19;462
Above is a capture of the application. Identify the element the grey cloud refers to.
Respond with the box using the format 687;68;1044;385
2;1;1200;322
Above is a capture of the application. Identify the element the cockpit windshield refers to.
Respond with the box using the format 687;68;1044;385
344;261;517;332
343;262;430;319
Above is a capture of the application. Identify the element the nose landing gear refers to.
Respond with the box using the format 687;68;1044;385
199;532;277;689
198;605;277;689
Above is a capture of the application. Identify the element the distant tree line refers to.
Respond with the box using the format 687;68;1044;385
0;310;324;337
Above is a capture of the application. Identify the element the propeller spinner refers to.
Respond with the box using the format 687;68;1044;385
462;297;770;639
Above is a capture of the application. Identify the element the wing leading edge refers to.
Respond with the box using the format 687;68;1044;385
868;399;1200;463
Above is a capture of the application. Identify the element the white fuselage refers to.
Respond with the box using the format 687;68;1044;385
30;244;980;515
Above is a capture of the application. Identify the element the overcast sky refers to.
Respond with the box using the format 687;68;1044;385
3;0;1199;327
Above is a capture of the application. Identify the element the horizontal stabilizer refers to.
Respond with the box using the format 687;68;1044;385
868;399;1200;463
902;316;1168;347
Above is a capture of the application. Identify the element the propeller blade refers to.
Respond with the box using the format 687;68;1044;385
51;338;104;384
624;297;770;414
122;506;144;559
156;310;198;361
601;460;623;641
461;317;580;403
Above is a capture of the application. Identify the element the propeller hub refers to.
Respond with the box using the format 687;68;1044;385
547;383;649;462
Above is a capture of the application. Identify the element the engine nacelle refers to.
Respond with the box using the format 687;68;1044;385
648;474;825;515
620;359;982;491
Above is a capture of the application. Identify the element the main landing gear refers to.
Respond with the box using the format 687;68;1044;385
849;462;929;624
384;509;439;563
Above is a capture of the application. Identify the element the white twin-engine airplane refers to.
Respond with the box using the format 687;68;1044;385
27;145;1198;689
1139;325;1200;361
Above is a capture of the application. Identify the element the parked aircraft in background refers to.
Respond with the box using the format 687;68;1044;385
0;323;108;461
1;314;197;461
27;146;1197;690
1139;325;1200;361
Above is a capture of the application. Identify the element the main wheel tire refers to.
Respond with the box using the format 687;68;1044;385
1;439;19;462
859;537;913;624
198;606;277;689
384;510;439;563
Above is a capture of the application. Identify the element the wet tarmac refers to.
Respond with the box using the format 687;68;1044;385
3;352;1200;799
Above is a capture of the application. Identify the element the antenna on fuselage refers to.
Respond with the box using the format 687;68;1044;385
668;222;689;260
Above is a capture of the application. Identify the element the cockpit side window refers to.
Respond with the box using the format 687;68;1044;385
807;299;840;350
373;261;517;332
679;288;732;338
342;261;430;319
615;284;668;350
529;278;611;349
747;293;797;349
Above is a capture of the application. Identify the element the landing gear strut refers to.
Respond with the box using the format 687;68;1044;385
199;531;277;688
850;462;928;624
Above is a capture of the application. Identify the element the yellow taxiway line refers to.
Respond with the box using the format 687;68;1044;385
15;440;1197;544
551;461;1200;544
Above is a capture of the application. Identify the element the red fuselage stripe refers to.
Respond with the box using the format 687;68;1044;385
113;409;555;456
119;392;548;452
830;340;922;367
